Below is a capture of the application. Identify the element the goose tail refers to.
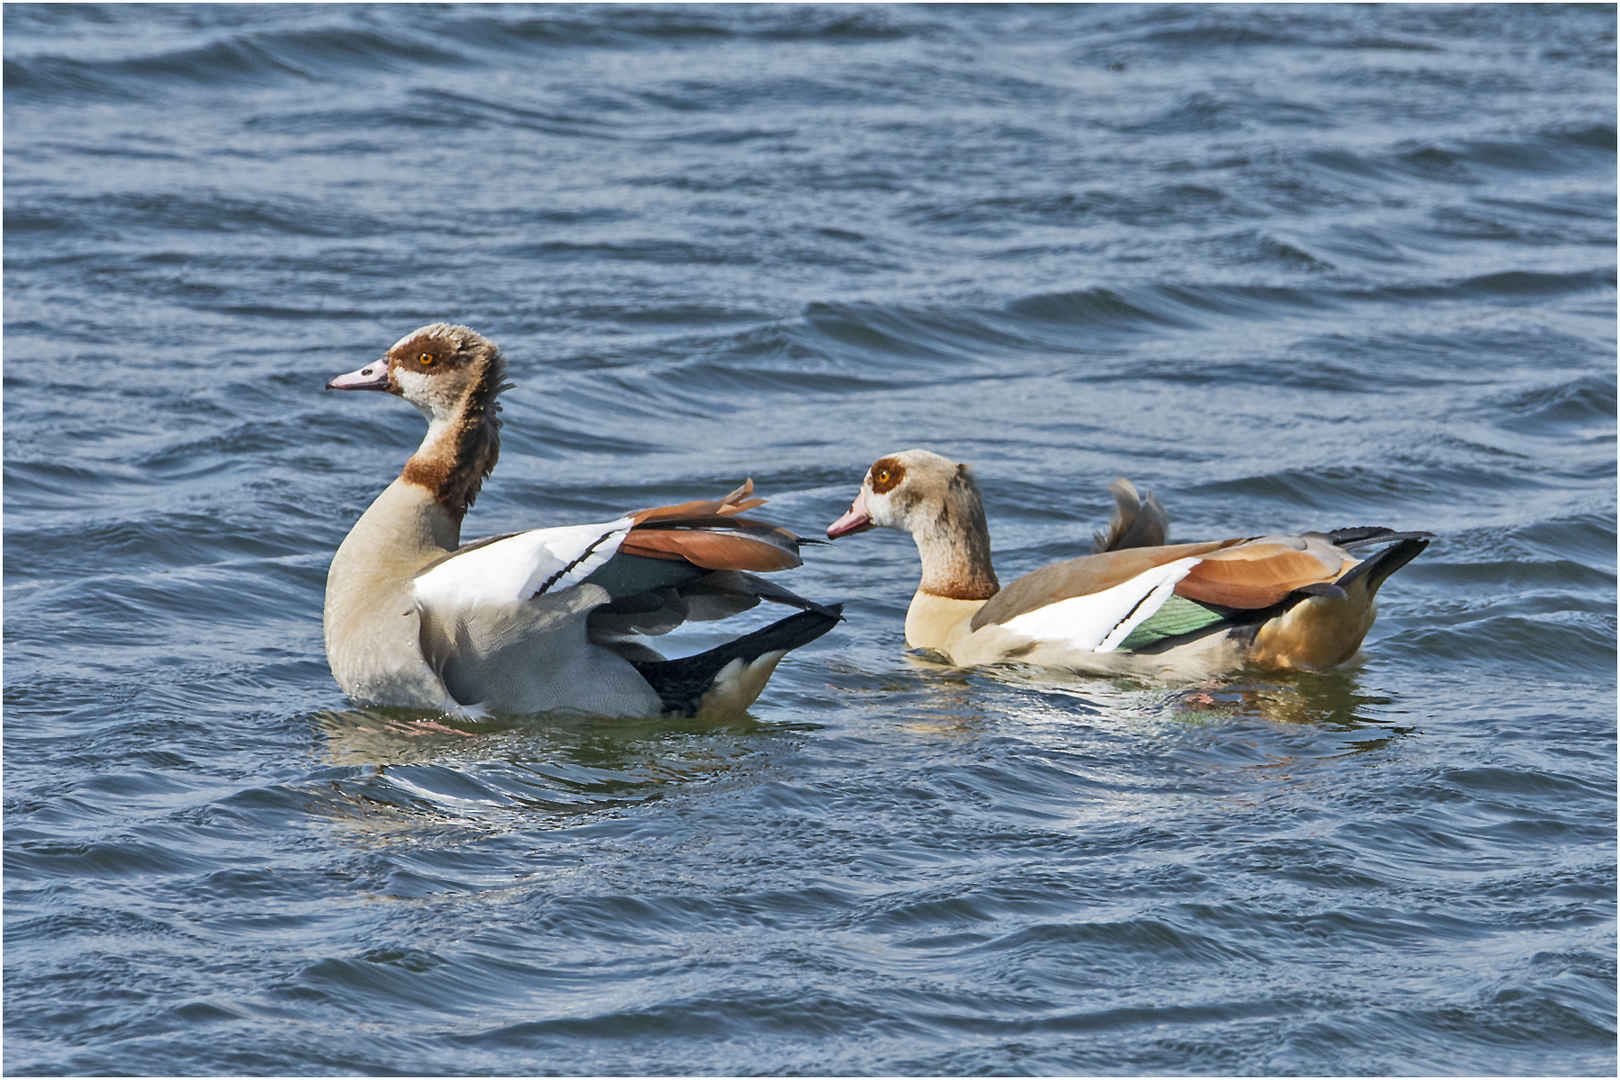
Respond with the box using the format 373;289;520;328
1333;534;1431;596
1094;478;1170;553
631;604;843;717
1247;533;1430;670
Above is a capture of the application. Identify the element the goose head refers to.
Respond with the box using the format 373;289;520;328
827;449;962;538
327;323;510;522
828;449;1000;600
327;323;506;422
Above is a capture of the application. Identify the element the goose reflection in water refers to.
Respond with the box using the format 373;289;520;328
307;705;787;831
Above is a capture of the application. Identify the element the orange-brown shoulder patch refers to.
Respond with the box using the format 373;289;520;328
871;457;906;494
618;528;802;572
1175;544;1340;609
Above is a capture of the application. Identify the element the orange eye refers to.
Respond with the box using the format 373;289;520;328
869;459;904;494
418;353;434;366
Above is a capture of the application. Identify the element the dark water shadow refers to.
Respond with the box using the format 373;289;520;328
872;652;1417;755
299;705;808;829
1165;668;1409;731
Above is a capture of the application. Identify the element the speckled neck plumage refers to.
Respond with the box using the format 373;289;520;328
915;467;1000;601
401;350;506;524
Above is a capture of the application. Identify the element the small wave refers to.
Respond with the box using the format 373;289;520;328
1505;514;1618;571
4;21;471;102
1004;287;1197;333
406;88;634;140
1211;231;1338;272
7;835;217;880
1151;281;1338;321
10;191;390;242
746;7;921;43
1306;146;1401;182
499;238;738;267
1460;125;1617;173
1342;36;1445;54
1340;268;1617;309
1188;467;1437;519
1139;20;1297;51
804;300;1039;360
1393;612;1615;681
6;38;314;100
483;4;921;49
1455;268;1618;299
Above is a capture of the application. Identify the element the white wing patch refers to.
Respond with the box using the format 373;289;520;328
413;517;634;613
998;556;1202;653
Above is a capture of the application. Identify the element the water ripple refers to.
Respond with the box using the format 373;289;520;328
4;3;1613;1076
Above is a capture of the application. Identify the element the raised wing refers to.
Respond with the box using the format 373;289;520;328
413;518;635;612
587;569;840;640
413;481;824;703
628;479;768;522
411;480;810;614
618;479;806;572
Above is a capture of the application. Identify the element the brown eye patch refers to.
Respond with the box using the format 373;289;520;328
870;457;906;494
391;337;454;371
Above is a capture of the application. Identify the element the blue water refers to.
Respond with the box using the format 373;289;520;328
4;3;1615;1075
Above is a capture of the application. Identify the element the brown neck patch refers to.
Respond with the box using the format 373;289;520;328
917;465;1000;600
402;350;507;523
923;578;1001;601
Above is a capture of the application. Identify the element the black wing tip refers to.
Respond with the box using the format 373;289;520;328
751;601;845;641
1323;526;1436;549
809;599;846;621
1334;535;1430;593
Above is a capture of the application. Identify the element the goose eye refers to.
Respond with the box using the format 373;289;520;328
869;460;905;494
417;353;435;366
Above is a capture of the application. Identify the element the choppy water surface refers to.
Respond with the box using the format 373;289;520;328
4;4;1615;1075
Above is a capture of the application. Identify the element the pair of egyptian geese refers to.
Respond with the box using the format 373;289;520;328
324;323;1430;719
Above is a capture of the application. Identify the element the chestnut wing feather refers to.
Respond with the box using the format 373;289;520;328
622;479;806;573
1174;537;1350;609
630;479;768;524
618;522;802;572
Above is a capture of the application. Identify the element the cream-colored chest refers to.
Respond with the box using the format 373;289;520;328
904;591;989;662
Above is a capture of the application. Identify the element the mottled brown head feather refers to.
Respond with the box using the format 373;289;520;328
393;324;508;523
387;333;462;375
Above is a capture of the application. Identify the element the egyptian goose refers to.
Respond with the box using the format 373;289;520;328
827;449;1428;677
323;323;840;718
